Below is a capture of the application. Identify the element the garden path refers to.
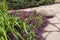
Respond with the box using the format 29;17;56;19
42;13;60;40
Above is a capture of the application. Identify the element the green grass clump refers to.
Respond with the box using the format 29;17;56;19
0;0;36;40
0;1;24;40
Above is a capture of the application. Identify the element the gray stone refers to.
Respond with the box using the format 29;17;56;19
48;17;60;23
46;32;60;40
55;24;60;29
42;32;49;38
44;24;59;31
56;13;60;19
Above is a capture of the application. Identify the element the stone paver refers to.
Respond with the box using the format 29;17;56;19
42;32;49;38
56;13;60;19
44;24;59;31
46;32;60;40
54;24;60;29
48;17;60;23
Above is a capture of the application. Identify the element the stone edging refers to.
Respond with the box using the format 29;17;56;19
8;3;60;17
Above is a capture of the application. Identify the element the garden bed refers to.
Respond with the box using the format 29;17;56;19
8;10;51;40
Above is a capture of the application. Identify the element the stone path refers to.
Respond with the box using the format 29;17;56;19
42;13;60;40
8;3;60;40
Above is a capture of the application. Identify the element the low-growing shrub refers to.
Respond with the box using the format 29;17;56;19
6;0;55;9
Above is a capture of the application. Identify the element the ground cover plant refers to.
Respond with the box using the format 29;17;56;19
6;0;55;9
0;0;49;40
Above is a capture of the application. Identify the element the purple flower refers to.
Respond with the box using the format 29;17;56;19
20;11;32;18
19;11;32;20
31;18;39;25
7;31;16;40
12;10;17;13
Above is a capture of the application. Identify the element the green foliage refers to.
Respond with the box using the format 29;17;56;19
0;0;45;40
0;1;24;40
0;1;36;40
6;0;55;9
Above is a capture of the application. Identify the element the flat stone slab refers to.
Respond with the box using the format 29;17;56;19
44;24;59;31
46;32;60;40
48;17;60;23
56;13;60;19
42;32;49;38
55;24;60;29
